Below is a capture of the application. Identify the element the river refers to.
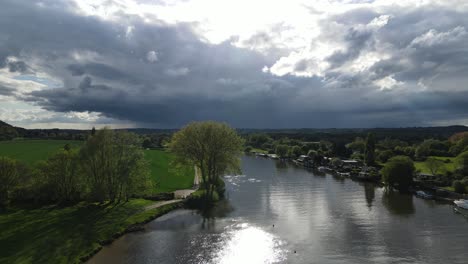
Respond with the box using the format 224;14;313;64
89;155;468;264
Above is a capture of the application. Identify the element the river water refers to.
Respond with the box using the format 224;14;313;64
89;155;468;264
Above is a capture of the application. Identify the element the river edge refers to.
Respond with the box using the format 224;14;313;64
80;201;184;263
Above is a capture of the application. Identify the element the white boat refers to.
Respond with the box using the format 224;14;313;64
318;166;327;172
454;199;468;209
416;190;434;199
453;199;468;217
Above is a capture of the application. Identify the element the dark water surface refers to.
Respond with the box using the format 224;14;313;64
89;156;468;264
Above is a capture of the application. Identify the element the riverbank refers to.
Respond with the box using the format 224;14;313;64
0;199;183;263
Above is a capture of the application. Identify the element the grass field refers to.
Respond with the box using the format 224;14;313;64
0;199;180;264
414;156;457;174
144;149;194;193
0;140;194;193
0;140;83;165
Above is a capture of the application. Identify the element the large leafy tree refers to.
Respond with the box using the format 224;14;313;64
170;121;244;201
80;128;151;202
381;156;415;191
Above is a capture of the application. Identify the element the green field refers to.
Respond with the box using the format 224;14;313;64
0;199;180;263
414;156;456;174
0;140;83;165
0;140;194;193
144;149;194;193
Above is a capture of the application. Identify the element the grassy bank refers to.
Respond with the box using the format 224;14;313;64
0;199;182;264
144;149;194;193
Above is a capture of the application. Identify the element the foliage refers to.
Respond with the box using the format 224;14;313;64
331;157;343;168
452;180;465;194
456;150;468;174
275;144;289;158
289;145;302;158
424;157;445;176
0;157;20;208
377;150;395;163
381;156;415;191
170;121;243;203
346;137;365;153
364;133;376;165
80;128;152;202
246;134;272;149
34;150;83;204
415;139;449;159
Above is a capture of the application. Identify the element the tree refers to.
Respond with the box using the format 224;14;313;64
452;180;465;194
456;151;468;175
381;156;415;191
275;144;289;158
364;133;376;165
0;157;19;208
80;128;151;202
307;150;317;159
290;146;302;159
346;137;365;154
377;150;395;163
36;149;83;203
415;139;449;159
170;121;244;203
425;157;445;176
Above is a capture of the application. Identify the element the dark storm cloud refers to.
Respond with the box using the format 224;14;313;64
0;85;15;96
2;0;468;128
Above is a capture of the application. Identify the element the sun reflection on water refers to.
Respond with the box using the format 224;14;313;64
212;223;286;264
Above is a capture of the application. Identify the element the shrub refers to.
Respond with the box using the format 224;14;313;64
452;180;465;194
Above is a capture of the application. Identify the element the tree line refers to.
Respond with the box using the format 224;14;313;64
0;128;153;209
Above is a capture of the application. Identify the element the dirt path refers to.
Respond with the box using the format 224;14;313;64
144;199;183;211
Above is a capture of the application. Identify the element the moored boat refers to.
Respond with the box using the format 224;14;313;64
416;190;434;199
453;199;468;217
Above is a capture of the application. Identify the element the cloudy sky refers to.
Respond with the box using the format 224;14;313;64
1;0;468;129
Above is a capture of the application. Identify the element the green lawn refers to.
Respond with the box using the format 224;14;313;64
144;149;194;193
414;156;456;174
0;140;82;165
0;199;180;264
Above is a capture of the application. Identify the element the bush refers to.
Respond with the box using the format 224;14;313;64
185;189;219;208
244;146;253;153
452;180;465;194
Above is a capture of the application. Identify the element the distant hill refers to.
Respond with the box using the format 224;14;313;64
1;119;467;143
0;120;23;140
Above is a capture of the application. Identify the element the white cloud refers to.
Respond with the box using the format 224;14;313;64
410;26;467;47
374;75;403;90
146;50;158;62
